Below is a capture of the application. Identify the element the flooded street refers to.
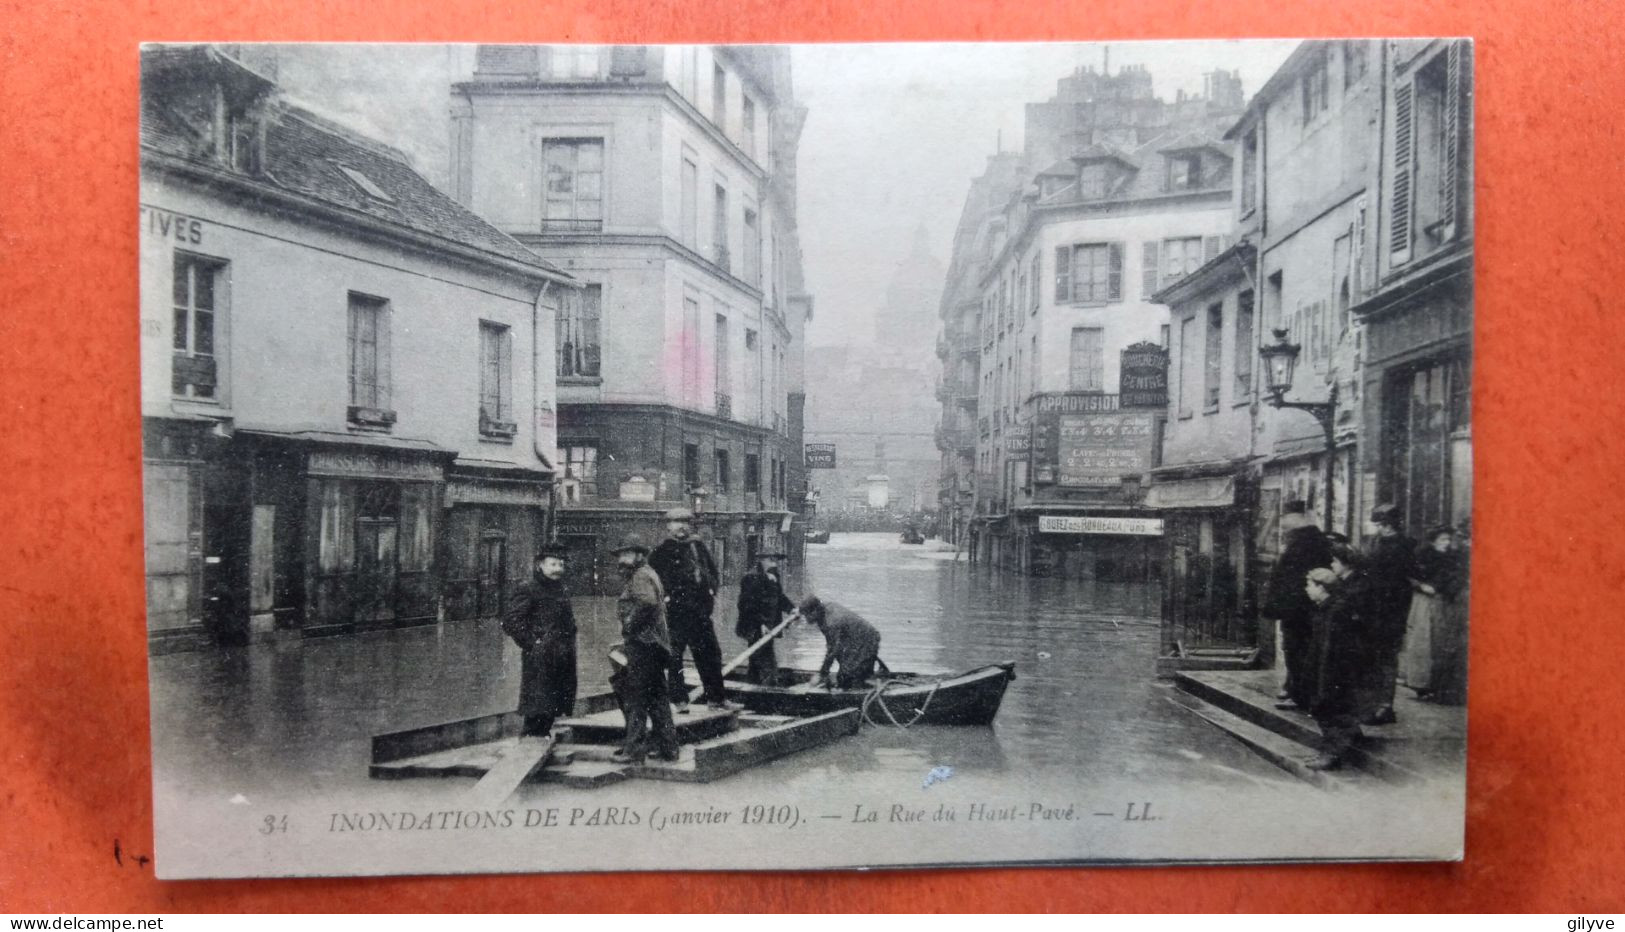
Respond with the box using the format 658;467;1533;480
150;531;1293;816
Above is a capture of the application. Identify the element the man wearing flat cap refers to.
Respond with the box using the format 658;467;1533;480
609;534;679;763
501;542;578;738
648;507;734;711
736;549;796;686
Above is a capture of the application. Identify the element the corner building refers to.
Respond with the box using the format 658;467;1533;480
450;45;813;595
139;47;577;652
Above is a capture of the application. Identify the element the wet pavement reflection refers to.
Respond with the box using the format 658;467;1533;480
149;532;1295;805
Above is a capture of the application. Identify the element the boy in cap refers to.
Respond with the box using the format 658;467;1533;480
501;542;578;738
648;507;735;711
736;549;796;686
609;534;679;763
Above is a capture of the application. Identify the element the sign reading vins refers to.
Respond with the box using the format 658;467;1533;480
804;443;836;469
1120;342;1169;408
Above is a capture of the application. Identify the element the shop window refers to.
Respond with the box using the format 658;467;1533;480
347;293;393;426
172;253;226;400
399;485;434;572
479;321;515;437
558;284;601;378
541;138;604;231
558;443;598;500
317;481;357;574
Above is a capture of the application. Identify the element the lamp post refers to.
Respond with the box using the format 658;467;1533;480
1258;328;1339;533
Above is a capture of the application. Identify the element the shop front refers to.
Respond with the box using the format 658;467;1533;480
1023;510;1164;581
1145;468;1259;660
441;461;551;622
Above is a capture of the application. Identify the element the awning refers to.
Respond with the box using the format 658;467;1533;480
1144;475;1236;510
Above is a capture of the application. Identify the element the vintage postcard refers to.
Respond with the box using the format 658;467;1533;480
139;38;1473;877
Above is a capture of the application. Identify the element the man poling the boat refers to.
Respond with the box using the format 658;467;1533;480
735;549;796;687
798;595;889;689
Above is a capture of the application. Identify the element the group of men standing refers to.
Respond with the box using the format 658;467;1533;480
1263;500;1469;771
499;507;884;765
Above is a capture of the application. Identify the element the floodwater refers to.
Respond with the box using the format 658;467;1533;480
149;531;1294;812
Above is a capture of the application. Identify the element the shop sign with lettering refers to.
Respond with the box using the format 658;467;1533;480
141;206;206;246
1120;342;1169;408
308;450;443;482
1038;515;1165;536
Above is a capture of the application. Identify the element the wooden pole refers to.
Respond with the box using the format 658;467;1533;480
688;610;800;703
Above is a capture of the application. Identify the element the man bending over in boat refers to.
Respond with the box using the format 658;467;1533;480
799;595;887;689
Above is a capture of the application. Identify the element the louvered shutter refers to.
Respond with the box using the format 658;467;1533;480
377;304;393;410
1107;243;1123;302
1142;241;1159;300
1054;245;1072;303
1390;82;1415;264
1440;41;1464;242
498;327;513;421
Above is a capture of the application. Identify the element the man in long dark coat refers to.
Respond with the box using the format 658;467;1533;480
1304;566;1372;770
648;507;734;711
609;535;680;764
1261;500;1333;712
1361;503;1416;725
735;550;795;686
501;543;578;738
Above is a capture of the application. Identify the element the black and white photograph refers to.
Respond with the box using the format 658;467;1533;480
137;38;1473;877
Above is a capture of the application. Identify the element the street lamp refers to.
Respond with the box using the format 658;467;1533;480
1258;328;1339;532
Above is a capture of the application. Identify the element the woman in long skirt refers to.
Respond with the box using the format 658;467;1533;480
1399;526;1464;699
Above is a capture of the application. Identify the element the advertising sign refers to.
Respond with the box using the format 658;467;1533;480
804;443;836;469
1120;342;1170;408
1055;410;1156;487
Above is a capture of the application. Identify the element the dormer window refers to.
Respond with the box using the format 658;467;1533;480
1079;163;1109;199
1167;153;1203;191
162;81;263;174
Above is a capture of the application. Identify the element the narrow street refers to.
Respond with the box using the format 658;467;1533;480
149;532;1296;811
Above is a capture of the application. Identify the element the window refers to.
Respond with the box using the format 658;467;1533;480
1266;270;1285;330
1204;303;1223;410
1160;323;1171;349
1030;335;1039;394
682;296;702;406
1029;254;1041;313
1068;327;1104;392
680;154;698;247
712;182;730;271
1344;41;1370;90
554;45;601;79
1301;49;1330;124
171;253;224;400
1079;162;1108;198
1178;316;1197;418
1055;242;1123;303
742;207;761;286
1241;128;1259;213
714;313;731;417
1166;154;1202;191
744;452;761;495
715;448;731;492
541;138;604;231
347;293;392;419
1405;45;1467;253
479;321;514;435
684;442;701;488
1141;241;1159;299
1235;290;1255;400
557;284;601;378
1162;237;1205;283
557;443;598;499
741;95;756;156
712;64;727;128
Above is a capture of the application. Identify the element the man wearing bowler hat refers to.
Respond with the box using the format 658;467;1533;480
501;542;578;738
736;548;796;686
647;507;735;711
608;535;679;764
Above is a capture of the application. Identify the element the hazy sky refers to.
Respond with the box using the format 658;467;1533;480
790;40;1297;346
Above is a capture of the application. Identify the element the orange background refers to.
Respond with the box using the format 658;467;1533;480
2;0;1622;913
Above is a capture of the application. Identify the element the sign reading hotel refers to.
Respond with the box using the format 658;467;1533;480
1120;342;1169;408
1039;515;1165;536
1055;410;1156;487
804;443;836;469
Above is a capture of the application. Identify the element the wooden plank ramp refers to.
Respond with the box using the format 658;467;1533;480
466;735;557;806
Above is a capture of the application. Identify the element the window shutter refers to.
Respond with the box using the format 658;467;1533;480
1107;243;1123;302
1141;241;1159;299
1441;41;1464;242
1054;245;1072;303
1390;81;1415;264
1204;235;1222;263
1353;196;1368;298
377;306;393;410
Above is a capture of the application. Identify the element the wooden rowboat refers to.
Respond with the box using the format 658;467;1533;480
694;662;1017;727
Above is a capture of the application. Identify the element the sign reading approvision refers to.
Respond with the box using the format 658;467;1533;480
1038;515;1165;536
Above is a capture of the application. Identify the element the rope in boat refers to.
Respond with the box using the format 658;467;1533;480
860;677;942;729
